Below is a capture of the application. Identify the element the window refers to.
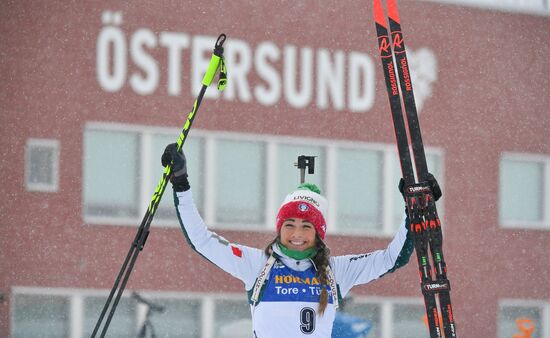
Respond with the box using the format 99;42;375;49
83;123;203;226
83;295;202;337
392;303;428;338
83;129;140;219
83;296;136;337
25;138;60;192
336;148;383;232
344;301;382;337
83;123;444;236
13;288;446;338
145;298;201;337
499;153;549;229
340;297;429;338
12;287;244;338
213;299;252;338
423;0;550;16
499;301;550;338
13;294;69;338
334;145;443;235
215;139;266;225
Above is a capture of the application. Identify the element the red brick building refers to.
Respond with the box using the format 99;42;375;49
1;1;549;337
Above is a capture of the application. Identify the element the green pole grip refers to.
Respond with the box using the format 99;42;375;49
202;54;221;86
201;34;226;86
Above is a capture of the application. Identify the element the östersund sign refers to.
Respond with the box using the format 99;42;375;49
96;11;437;113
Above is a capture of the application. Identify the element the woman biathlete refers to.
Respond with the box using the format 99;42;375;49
161;143;441;337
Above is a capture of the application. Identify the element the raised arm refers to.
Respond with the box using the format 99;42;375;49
162;143;267;290
331;215;413;297
332;174;442;297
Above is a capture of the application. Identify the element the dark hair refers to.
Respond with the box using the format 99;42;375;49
264;235;331;315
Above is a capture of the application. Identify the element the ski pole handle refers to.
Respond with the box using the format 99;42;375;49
202;34;227;86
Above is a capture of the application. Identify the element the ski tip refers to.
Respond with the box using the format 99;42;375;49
373;0;387;26
387;0;401;23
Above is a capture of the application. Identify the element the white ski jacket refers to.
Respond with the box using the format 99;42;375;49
175;189;413;338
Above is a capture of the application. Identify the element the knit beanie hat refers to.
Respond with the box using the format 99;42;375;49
276;183;328;240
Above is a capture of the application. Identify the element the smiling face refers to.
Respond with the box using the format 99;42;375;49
279;218;317;251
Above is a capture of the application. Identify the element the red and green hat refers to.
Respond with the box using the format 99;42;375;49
276;183;328;240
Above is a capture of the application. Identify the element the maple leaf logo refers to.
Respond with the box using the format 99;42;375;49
407;47;438;113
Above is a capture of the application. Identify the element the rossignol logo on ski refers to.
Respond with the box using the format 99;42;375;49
399;57;412;91
387;62;399;96
391;31;405;53
378;36;392;58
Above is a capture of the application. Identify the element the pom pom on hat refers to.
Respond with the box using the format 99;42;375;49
297;182;322;194
276;183;328;240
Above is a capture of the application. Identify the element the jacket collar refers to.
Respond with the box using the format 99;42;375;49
272;243;314;272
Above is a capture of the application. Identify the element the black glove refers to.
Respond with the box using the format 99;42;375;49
398;173;442;201
161;143;190;192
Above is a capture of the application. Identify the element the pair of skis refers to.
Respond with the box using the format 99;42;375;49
372;0;457;337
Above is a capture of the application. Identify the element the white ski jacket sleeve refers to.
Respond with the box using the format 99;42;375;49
174;189;268;290
330;214;413;297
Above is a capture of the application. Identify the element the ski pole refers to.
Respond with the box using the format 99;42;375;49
91;33;227;338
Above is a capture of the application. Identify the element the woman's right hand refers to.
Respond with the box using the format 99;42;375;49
161;143;190;192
